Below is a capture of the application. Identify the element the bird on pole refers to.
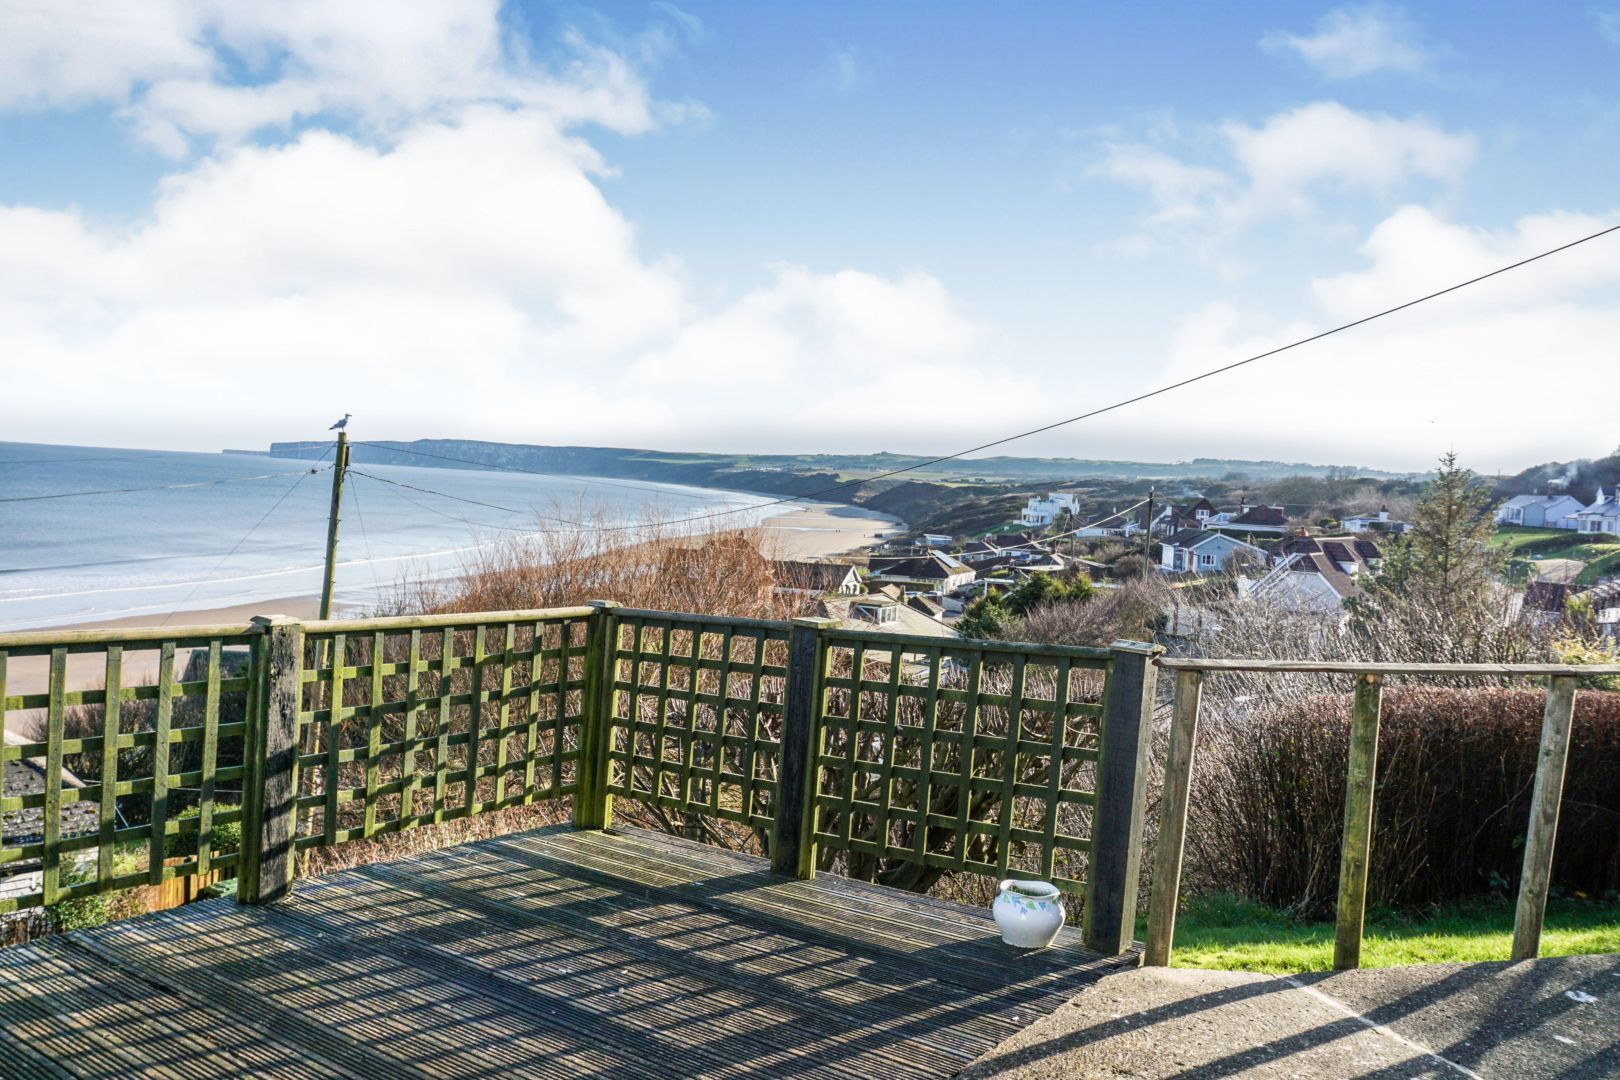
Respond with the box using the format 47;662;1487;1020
329;413;352;430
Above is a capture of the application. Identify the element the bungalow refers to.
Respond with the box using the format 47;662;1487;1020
1340;507;1412;534
1158;529;1266;574
1574;489;1620;536
1018;493;1080;528
817;594;957;639
1242;535;1382;611
866;550;976;593
918;533;953;548
771;560;863;596
1214;504;1290;535
958;539;1004;563
1495;493;1585;530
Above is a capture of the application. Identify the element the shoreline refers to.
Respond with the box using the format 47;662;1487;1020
1;501;902;730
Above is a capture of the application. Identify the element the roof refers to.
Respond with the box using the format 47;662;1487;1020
868;552;972;581
771;560;858;592
2;758;97;849
1523;580;1575;613
1230;505;1288;527
1287;552;1362;599
818;596;957;638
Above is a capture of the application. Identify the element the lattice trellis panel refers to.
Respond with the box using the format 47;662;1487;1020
812;632;1112;893
0;631;253;912
294;614;590;850
604;611;791;832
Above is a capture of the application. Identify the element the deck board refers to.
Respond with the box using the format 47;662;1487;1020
0;825;1135;1078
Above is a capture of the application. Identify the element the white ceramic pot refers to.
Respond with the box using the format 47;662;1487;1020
992;878;1065;948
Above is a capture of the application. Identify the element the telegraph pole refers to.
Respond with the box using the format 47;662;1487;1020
319;431;350;620
1142;485;1156;564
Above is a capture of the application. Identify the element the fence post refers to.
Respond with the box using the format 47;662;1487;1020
1143;667;1203;967
1084;640;1162;955
1512;674;1578;961
774;617;838;879
1334;672;1383;970
573;600;621;830
239;615;303;905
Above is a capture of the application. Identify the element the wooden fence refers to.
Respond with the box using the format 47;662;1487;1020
1;606;1160;955
1143;658;1620;971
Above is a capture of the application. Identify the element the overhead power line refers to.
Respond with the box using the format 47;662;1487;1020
349;441;723;503
0;468;328;504
339;219;1620;536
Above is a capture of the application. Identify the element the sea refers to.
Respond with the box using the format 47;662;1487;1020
0;441;781;632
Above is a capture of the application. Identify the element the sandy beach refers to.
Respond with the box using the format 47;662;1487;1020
2;501;901;732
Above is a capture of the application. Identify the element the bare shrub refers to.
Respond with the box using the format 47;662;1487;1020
1184;686;1620;914
1009;577;1172;649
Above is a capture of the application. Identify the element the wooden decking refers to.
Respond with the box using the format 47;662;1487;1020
0;826;1135;1078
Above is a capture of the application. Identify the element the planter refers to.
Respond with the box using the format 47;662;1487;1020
992;878;1065;948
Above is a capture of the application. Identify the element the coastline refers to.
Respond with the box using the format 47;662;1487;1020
1;500;902;730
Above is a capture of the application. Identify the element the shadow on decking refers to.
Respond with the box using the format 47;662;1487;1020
0;825;1133;1079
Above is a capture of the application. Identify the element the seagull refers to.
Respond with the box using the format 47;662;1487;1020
329;413;352;431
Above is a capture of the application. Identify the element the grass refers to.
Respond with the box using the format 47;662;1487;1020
1152;892;1620;974
1492;526;1620;585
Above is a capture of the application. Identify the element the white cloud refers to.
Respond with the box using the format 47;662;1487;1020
0;1;661;155
809;44;867;94
1098;102;1474;230
1120;208;1620;468
1263;4;1433;78
0;12;995;453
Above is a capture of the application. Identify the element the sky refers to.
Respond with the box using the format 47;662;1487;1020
1;1;1617;473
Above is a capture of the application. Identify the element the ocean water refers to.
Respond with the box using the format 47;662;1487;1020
0;442;777;631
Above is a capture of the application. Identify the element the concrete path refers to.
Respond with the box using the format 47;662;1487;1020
965;954;1620;1078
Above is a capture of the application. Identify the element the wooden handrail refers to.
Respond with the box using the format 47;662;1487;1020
1157;658;1620;676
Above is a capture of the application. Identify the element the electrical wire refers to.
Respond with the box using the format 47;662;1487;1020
343;218;1620;535
0;468;325;504
345;471;387;599
156;444;338;626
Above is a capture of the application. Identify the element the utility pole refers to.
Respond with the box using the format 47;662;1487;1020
319;431;350;620
1142;485;1155;565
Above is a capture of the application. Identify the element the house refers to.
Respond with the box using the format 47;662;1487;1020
1158;530;1266;574
958;539;1003;563
1584;580;1620;639
1574;488;1620;536
1215;504;1290;535
1242;535;1383;611
866;550;976;593
817;594;957;639
771;560;862;596
1018;493;1080;528
1340;507;1412;534
1122;503;1177;538
1495;493;1585;530
918;533;953;548
1;749;99;906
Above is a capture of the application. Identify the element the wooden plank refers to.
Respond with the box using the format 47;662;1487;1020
1082;641;1160;955
1334;672;1384;970
148;641;175;886
951;652;984;872
197;639;222;876
241;615;304;904
324;632;346;847
97;647;122;886
434;627;452;824
402;629;422;820
912;648;943;867
466;625;488;815
41;648;66;905
1038;658;1073;881
1157;658;1620;676
1143;668;1203;967
991;653;1027;879
773;618;834;877
1512;674;1578;961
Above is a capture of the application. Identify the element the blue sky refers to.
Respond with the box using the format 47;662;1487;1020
1;2;1617;471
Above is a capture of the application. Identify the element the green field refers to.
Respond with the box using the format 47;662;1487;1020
1492;526;1620;585
1152;892;1620;973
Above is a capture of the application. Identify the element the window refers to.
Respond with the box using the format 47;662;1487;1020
1198;553;1216;568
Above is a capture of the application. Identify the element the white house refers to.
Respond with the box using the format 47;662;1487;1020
918;533;953;547
1158;530;1266;574
1574;489;1620;535
1019;493;1080;528
771;560;863;596
1496;494;1585;530
1340;507;1412;534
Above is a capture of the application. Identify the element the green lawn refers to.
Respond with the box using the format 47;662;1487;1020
1492;526;1620;585
1152;893;1620;974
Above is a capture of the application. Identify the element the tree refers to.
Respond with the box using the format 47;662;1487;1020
1003;571;1091;616
1347;452;1525;662
955;594;1010;639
